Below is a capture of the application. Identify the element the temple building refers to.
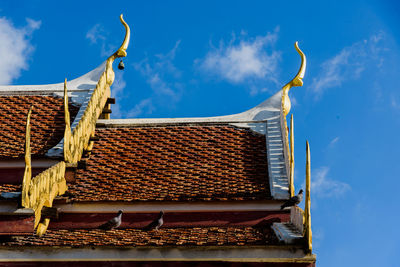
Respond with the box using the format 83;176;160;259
0;15;316;266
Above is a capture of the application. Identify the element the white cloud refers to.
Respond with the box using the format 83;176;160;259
311;167;350;198
311;32;386;98
86;23;115;57
86;24;106;44
329;136;340;147
0;17;41;85
391;94;400;110
196;28;281;93
131;41;183;117
110;72;127;118
126;98;154;118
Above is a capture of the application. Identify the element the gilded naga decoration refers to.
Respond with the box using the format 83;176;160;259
279;43;311;252
64;14;131;163
281;42;306;116
21;107;33;208
289;114;295;197
281;42;306;198
304;140;312;253
21;108;68;236
21;14;130;236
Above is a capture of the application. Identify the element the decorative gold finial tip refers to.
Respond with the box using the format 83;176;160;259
114;13;130;58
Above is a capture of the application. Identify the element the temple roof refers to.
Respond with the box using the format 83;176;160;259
0;16;315;262
91;91;290;200
0;83;290;201
1;226;277;247
0;95;80;159
69;124;271;202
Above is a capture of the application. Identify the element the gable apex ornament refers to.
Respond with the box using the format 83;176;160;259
282;42;306;116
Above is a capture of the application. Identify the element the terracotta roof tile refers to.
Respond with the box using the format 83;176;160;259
0;184;21;193
0;95;80;159
1;227;277;247
69;125;270;202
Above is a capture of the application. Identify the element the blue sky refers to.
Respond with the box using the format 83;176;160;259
1;0;400;265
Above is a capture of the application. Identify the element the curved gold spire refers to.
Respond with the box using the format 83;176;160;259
105;14;131;85
289;114;295;197
21;106;33;208
63;79;72;162
115;14;131;58
282;42;307;116
305;140;312;253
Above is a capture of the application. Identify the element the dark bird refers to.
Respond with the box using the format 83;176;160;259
99;210;123;230
143;211;164;231
280;189;303;210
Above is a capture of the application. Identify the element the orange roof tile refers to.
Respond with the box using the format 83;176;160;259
1;227;276;247
0;184;21;193
69;125;271;202
0;95;80;159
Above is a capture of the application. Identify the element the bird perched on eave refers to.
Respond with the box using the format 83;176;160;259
99;210;123;230
280;189;303;210
143;211;164;231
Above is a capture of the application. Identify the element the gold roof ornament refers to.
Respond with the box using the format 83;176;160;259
115;14;130;58
281;42;306;199
281;42;306;116
21;106;68;236
289;114;295;197
304;140;312;253
105;14;131;85
64;14;131;163
21;106;33;208
63;79;72;161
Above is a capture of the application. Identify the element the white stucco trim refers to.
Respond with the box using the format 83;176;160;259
55;201;285;213
0;247;315;263
44;63;106;158
266;118;290;200
272;222;303;244
98;91;283;127
0;63;105;106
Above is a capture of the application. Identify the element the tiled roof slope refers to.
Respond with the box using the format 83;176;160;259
69;125;271;202
1;227;277;247
0;184;21;193
0;95;80;159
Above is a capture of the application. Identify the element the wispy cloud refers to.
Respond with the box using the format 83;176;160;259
126;98;154;118
196;28;281;95
390;94;400;110
0;17;41;85
85;24;130;119
329;136;340;147
130;41;183;117
311;167;350;198
86;24;106;44
310;32;387;98
110;72;127;118
86;23;115;57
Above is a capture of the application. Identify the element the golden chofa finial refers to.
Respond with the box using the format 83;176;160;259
282;42;307;116
115;14;130;58
105;14;131;85
304;140;312;253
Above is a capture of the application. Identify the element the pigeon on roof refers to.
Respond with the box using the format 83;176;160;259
99;210;123;230
280;189;303;210
143;211;164;231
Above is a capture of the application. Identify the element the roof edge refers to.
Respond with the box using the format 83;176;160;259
102;90;283;127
